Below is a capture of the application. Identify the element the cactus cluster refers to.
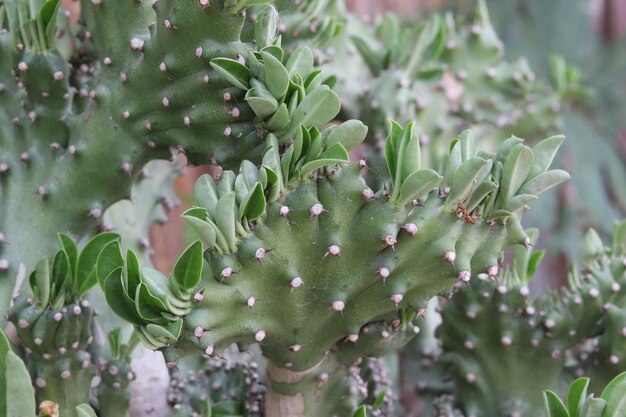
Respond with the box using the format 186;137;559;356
2;0;616;416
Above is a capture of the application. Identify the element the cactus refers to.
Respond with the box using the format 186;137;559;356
544;372;626;417
96;117;568;415
6;233;120;417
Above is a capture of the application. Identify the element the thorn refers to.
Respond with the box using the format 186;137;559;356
377;267;390;285
381;234;396;249
17;62;28;72
199;0;210;8
347;334;358;342
184;116;191;126
289;344;301;352
457;270;471;283
416;307;427;318
487;265;498;277
162;97;170;107
331;300;345;313
403;223;418;236
159;62;167;72
589;288;600;299
53;71;64;81
130;38;145;51
465;373;476;383
224;126;232;136
442;251;456;266
194;327;205;338
519;286;530;297
325;245;341;257
204;345;214;356
390;293;403;307
289;277;304;289
61;370;71;379
309;203;325;217
246;296;256;309
254;330;266;342
194;290;205;302
164;19;173;29
0;259;10;271
279;205;290;217
219;267;235;282
361;188;375;200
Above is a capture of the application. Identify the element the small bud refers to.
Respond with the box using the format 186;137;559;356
390;293;403;305
361;188;375;200
309;203;324;217
289;277;304;288
381;234;396;247
255;330;266;342
254;248;266;261
457;270;471;283
130;38;144;51
442;251;456;264
327;245;341;256
403;223;418;236
331;300;345;312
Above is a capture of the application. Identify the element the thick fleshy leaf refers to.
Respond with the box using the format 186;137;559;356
173;241;204;290
246;88;279;119
104;268;144;326
260;51;289;99
543;391;569;417
96;240;124;289
385;121;404;185
498;144;534;206
579;398;606;417
30;257;50;307
286;45;314;79
567;377;589;417
77;232;120;296
210;58;251;90
239;182;266;221
58;233;78;277
398;169;443;207
518;169;570;195
300;143;349;178
125;250;142;297
529;135;565;179
51;250;70;300
325;120;368;151
601;372;626;417
216;192;237;252
75;404;98;417
446;158;493;206
265;103;290;131
507;194;538;212
5;351;36;417
183;208;216;247
289;85;340;133
254;4;279;49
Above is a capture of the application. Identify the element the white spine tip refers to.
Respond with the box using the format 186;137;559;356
589;288;600;299
519;286;530;297
378;267;390;279
159;62;167;72
403;223;418;236
247;296;256;308
204;344;214;356
279;205;290;217
184;116;191;126
501;336;512;347
347;334;359;342
289;344;301;352
61;370;71;380
466;373;476;383
381;234;396;247
255;330;266;342
545;319;556;329
195;47;203;57
390;293;403;305
331;300;345;312
443;251;456;264
309;203;324;217
487;265;499;277
457;270;471;283
53;71;64;81
289;277;304;288
194;326;205;338
18;62;28;72
254;248;266;261
130;38;144;51
361;188;375;200
327;245;341;256
610;355;620;364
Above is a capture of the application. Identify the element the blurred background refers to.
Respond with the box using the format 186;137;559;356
59;0;626;287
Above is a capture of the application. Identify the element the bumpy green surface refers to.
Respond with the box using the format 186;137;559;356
168;356;265;417
2;0;335;322
6;233;119;417
354;1;575;166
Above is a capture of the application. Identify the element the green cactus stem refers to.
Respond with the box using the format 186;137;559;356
6;233;120;417
98;120;568;416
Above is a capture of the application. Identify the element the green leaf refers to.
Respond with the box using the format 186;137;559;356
135;283;168;322
401;122;421;181
446;158;493;206
182;208;216;247
529;135;565;178
194;174;219;215
239;182;266;221
58;233;78;278
352;405;367;417
246;88;279;119
173;241;204;290
543;391;570;417
216;192;237;252
104;268;144;326
300;143;349;178
261;45;283;62
31;257;51;307
498;144;534;207
289;85;340;133
351;35;383;75
601;372;626;417
254;4;279;49
260;51;289;99
77;232;120;296
507;194;538;212
5;351;36;417
518;170;570;195
286;45;314;79
125;250;142;297
265;103;290;132
398;169;443;207
373;391;386;409
96;240;124;289
325;120;368;151
527;250;545;278
51;250;70;300
579;398;606;417
567;378;589;417
465;181;498;213
210;58;252;90
385;121;404;185
75;404;98;417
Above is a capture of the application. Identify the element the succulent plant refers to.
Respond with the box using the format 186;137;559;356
0;328;37;417
544;372;626;417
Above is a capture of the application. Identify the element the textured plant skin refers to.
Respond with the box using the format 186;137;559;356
354;0;570;166
97;118;568;415
168;356;265;417
5;233;121;417
1;0;332;322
